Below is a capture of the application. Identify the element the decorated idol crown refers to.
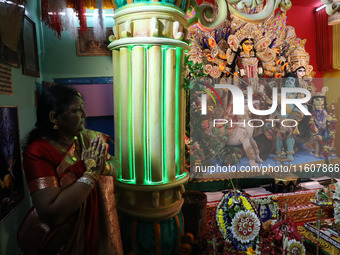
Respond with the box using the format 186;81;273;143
228;23;263;52
313;86;329;97
287;45;313;75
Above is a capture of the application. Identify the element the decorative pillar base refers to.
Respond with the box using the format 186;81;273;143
116;175;189;221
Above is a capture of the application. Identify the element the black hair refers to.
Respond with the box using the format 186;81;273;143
283;72;299;88
230;37;256;75
237;38;256;55
294;66;306;72
284;72;297;79
23;85;82;149
269;38;277;49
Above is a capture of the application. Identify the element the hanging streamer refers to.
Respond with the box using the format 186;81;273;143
63;8;77;39
93;0;105;42
41;0;65;38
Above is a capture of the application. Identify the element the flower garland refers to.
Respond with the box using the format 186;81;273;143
287;239;305;255
216;190;260;251
230;210;261;244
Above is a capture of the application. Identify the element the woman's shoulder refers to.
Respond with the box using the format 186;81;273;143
26;138;53;149
24;138;58;157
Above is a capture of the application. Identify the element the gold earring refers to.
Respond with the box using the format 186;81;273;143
53;124;58;130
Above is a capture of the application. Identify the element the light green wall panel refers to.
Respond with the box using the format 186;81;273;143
42;10;115;82
0;5;115;255
0;1;40;254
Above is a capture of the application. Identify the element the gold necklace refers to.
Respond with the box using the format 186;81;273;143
50;140;69;154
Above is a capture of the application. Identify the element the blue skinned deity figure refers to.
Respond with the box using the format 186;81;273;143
274;75;302;161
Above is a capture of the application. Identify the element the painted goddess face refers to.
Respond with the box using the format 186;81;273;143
296;67;306;79
313;97;325;107
242;39;254;54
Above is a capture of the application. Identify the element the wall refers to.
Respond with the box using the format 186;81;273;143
0;1;41;255
286;5;321;78
322;71;340;157
41;9;115;82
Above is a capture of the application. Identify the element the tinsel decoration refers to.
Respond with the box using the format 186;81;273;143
41;0;87;39
63;8;77;39
93;0;105;42
69;0;87;34
41;0;64;38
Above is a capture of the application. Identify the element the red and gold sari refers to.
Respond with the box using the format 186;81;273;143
19;129;123;255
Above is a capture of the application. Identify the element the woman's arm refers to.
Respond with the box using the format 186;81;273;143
31;183;92;227
30;137;107;227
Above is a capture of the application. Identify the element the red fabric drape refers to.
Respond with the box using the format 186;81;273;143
315;8;333;71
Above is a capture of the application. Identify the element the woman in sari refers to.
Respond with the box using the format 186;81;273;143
18;85;123;255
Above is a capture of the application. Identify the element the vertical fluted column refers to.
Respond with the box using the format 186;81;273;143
148;45;163;183
109;3;189;220
132;46;145;184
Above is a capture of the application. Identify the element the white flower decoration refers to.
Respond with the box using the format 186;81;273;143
210;46;219;57
203;64;213;74
287;239;305;255
231;210;261;243
210;66;222;78
188;46;205;64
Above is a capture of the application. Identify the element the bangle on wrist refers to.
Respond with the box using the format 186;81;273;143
103;162;113;175
77;176;95;189
84;170;99;182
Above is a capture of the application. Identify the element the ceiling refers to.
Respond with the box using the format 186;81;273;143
200;1;324;8
292;0;323;8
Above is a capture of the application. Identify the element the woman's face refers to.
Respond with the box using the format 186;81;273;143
242;39;254;54
57;96;87;137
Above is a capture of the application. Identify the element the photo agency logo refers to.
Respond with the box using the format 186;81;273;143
201;83;311;128
189;77;314;178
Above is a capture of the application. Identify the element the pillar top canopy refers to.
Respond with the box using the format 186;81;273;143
188;0;292;31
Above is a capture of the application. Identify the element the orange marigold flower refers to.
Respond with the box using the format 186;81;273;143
208;38;216;47
218;62;226;71
206;54;215;62
218;53;227;59
247;247;255;254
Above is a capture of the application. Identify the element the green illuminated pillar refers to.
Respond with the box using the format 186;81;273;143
108;2;189;221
